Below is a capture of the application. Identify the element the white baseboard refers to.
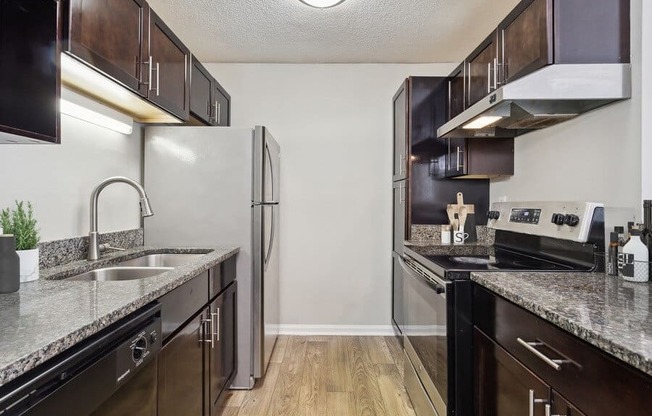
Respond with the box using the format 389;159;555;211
277;324;395;336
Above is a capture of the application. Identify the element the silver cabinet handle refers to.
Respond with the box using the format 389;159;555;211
155;62;160;96
545;404;566;416
493;58;499;89
218;103;222;125
214;100;219;122
399;154;406;175
147;56;154;91
456;146;463;172
212;308;220;343
399;182;406;203
487;62;492;93
518;338;563;371
529;389;548;416
201;317;213;347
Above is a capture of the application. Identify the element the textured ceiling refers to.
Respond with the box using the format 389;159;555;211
147;0;521;63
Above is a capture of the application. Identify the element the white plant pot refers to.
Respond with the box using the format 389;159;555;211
18;248;39;283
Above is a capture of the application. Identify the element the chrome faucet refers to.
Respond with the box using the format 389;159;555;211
88;176;153;261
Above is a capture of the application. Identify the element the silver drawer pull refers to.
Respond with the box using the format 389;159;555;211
529;389;548;416
518;338;563;371
545;404;567;416
201;318;213;346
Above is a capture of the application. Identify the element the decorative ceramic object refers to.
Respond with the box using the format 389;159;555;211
17;247;39;283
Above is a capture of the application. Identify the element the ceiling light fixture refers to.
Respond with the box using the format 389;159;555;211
299;0;346;9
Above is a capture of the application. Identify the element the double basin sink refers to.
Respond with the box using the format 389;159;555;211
67;254;205;282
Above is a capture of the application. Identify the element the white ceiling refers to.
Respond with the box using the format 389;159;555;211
147;0;521;64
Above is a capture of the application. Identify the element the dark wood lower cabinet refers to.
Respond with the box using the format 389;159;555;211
205;282;237;415
474;285;652;416
158;312;205;416
474;328;549;416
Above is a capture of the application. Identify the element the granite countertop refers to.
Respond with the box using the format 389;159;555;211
0;246;239;388
406;241;494;257
472;272;652;376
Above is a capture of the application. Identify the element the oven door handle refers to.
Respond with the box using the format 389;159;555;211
398;255;446;295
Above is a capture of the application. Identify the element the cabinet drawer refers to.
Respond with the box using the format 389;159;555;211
209;255;237;300
160;271;208;341
474;285;652;416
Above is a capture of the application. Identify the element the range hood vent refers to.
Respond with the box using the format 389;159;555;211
437;64;631;139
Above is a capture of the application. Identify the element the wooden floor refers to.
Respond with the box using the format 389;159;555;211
218;336;416;416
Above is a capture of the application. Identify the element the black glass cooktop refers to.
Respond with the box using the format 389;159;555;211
422;249;574;272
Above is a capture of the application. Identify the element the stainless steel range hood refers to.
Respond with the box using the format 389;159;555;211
437;64;632;138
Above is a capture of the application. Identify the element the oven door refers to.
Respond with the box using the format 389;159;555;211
399;255;450;416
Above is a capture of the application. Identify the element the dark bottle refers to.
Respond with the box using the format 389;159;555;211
607;232;619;276
642;200;652;279
0;235;20;293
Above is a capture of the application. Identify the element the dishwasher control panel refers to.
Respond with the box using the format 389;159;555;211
115;317;161;386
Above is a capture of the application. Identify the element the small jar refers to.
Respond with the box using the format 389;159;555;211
0;235;20;293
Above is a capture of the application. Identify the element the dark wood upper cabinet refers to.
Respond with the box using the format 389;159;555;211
446;138;514;179
213;82;230;127
67;0;149;95
190;57;231;126
148;10;190;121
0;0;61;144
447;63;465;121
499;0;553;84
466;33;498;108
393;81;408;181
190;58;213;125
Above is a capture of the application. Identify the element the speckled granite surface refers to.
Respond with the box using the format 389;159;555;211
408;225;495;256
407;242;494;256
39;229;144;269
0;246;239;387
472;272;652;376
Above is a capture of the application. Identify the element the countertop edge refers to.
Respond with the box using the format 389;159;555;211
0;246;239;388
471;274;652;377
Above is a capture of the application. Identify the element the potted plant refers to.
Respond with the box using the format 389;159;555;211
0;201;40;283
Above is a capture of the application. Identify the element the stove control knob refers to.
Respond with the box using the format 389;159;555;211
132;337;147;362
564;214;580;227
487;210;500;220
552;214;565;226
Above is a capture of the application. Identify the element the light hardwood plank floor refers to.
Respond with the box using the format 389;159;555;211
219;336;416;416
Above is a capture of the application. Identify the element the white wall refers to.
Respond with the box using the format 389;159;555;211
0;113;143;242
491;0;643;214
206;63;454;330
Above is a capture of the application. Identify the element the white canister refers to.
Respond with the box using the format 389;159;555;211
621;229;649;282
17;248;39;283
441;225;452;244
453;231;470;245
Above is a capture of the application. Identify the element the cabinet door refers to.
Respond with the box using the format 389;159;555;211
190;58;212;125
446;138;467;177
550;391;586;416
393;80;408;181
148;10;190;120
212;84;230;127
499;0;553;84
0;0;60;143
467;34;498;107
158;312;206;416
391;253;405;335
207;282;237;415
474;328;550;416
67;0;149;95
393;180;407;255
447;63;465;121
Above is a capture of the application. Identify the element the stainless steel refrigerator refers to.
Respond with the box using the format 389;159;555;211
143;125;280;389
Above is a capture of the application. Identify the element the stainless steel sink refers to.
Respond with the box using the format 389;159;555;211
67;267;173;282
113;253;205;268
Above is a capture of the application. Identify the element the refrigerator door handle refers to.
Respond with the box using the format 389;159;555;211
265;142;276;203
264;206;276;271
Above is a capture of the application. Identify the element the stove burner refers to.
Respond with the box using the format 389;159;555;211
449;257;495;265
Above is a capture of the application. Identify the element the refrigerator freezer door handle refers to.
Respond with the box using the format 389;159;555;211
265;142;275;203
264;206;276;271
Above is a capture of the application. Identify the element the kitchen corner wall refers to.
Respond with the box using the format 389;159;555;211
206;63;454;332
0;108;143;242
491;0;645;214
642;0;652;200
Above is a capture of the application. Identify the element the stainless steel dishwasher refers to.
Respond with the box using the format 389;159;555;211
0;303;161;416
